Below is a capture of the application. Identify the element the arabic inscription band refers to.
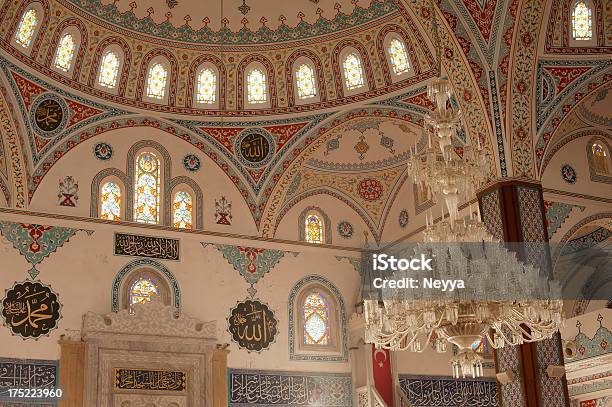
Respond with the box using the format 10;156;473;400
114;233;180;261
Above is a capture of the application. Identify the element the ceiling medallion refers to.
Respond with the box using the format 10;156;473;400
30;94;68;138
234;128;275;168
93;142;113;161
183;154;201;172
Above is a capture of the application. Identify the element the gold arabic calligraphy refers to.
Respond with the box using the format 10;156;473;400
114;368;186;391
240;133;270;163
114;233;180;260
228;300;277;351
2;282;59;338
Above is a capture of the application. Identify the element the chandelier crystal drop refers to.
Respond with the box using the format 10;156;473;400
364;72;563;379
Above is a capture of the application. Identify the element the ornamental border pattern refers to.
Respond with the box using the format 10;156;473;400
111;258;181;315
287;275;349;362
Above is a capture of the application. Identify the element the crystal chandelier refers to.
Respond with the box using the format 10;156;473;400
363;0;562;379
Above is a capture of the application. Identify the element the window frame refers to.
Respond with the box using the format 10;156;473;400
121;267;171;311
384;34;412;80
293;59;320;104
51;27;81;77
133;150;163;225
194;63;219;108
340;48;367;96
244;62;271;109
96;46;123;93
569;0;596;46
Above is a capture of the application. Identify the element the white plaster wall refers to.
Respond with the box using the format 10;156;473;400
0;212;359;373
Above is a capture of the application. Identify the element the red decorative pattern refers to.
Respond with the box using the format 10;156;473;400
237;246;265;274
461;0;499;42
11;72;47;110
198;127;245;153
65;99;104;128
402;92;436;111
543;67;591;95
263;122;309;151
357;178;383;201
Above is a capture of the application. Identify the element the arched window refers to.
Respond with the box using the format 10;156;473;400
134;152;161;224
247;68;267;104
387;38;410;75
15;9;38;48
146;62;168;100
342;53;365;90
289;276;348;361
305;213;324;244
303;290;330;345
98;50;120;89
196;67;217;104
295;63;317;100
172;190;193;229
100;181;121;221
572;0;593;40
54;33;76;72
591;143;609;174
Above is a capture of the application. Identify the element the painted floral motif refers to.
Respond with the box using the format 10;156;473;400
0;221;80;278
210;243;287;286
58;176;78;207
357;178;383;201
337;221;354;239
561;164;577;184
93;142;113;160
398;209;409;228
183;154;201;172
215;196;232;225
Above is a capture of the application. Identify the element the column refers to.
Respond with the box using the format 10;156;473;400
212;348;230;407
58;339;85;407
477;180;570;407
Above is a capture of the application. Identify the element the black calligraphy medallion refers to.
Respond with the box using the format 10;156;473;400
1;281;61;339
234;128;274;168
227;299;277;352
30;94;68;138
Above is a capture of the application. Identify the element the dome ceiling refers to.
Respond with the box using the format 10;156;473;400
63;0;397;45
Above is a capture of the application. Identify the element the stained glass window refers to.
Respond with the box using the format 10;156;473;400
15;9;38;48
342;53;365;90
54;33;76;72
303;291;330;345
305;213;324;244
173;191;193;229
247;68;267;104
146;63;168;100
134;152;161;224
572;0;593;40
592;143;609;174
196;67;217;104
129;276;160;306
388;38;410;75
98;50;120;89
100;181;121;221
295;63;317;99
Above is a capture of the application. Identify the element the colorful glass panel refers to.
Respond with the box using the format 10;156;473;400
146;63;168;99
342;53;365;90
471;338;487;353
592;143;609;174
572;0;593;40
196;68;217;104
129;276;160;306
305;214;324;244
303;291;330;345
388;38;410;74
247;68;267;103
15;9;38;48
100;181;121;221
98;51;120;89
295;63;317;99
54;33;76;72
173;191;193;229
134;152;161;224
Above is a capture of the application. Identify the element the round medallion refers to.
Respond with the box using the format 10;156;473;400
561;164;577;184
30;94;68;138
234;128;274;168
357;178;383;201
227;298;278;352
398;209;409;228
183;154;201;172
93;142;113;161
337;221;354;239
2;280;62;339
